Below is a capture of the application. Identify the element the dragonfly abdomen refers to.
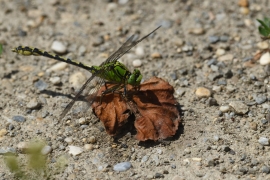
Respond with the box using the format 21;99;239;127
12;46;93;71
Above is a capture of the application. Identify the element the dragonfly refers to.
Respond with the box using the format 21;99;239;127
12;26;161;119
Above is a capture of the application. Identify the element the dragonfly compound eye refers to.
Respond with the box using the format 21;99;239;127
128;69;142;86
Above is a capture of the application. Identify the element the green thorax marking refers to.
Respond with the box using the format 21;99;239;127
91;61;142;86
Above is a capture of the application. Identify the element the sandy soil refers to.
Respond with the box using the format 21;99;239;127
0;0;270;179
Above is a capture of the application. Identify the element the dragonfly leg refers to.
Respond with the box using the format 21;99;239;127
99;83;124;104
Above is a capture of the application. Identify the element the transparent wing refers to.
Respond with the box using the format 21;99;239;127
60;74;105;119
101;26;161;65
60;26;161;119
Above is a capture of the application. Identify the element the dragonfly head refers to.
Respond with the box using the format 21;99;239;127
128;69;142;86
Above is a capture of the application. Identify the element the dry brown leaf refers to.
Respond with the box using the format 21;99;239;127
92;77;181;141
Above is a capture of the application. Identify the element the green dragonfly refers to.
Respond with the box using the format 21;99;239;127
12;26;161;119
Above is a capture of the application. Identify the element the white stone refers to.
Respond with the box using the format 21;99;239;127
216;48;226;56
47;62;67;72
259;52;270;65
132;59;142;67
258;137;269;146
65;137;73;144
106;3;117;12
51;41;67;54
41;145;52;155
220;105;230;113
257;41;269;49
135;46;145;57
68;146;83;156
49;76;61;85
212;85;221;92
84;144;94;150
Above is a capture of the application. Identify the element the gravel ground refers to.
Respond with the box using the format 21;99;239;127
1;0;270;179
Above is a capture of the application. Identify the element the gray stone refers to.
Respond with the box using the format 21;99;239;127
113;162;132;172
12;115;26;122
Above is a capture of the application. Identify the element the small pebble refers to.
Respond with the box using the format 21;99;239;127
255;95;267;104
156;149;163;155
226;84;236;93
118;0;129;5
51;41;67;54
157;19;173;28
89;136;96;144
208;36;219;43
257;41;269;50
49;77;61;85
210;65;218;72
135;46;145;57
195;87;211;98
222;146;231;152
208;98;218;106
238;0;249;7
260;52;270;65
220;35;229;42
240;7;249;15
213;135;219;141
41;145;52;155
132;59;142;67
218;79;227;86
78;45;86;56
106;3;117;12
249;122;257;131
64;137;73;144
189;28;205;35
218;54;234;61
12;115;26;122
34;80;48;91
152;154;160;166
206;158;215;167
84;144;94;150
47;62;68;72
261;118;269;125
170;72;177;80
258;137;269;146
26;98;41;109
154;173;164;178
216;48;226;56
229;101;248;115
224;69;233;79
0;147;16;155
212;85;221;92
113;162;132;172
0;129;7;137
78;117;86;124
207;58;217;66
151;52;162;59
261;166;270;174
141;155;149;163
68;146;83;156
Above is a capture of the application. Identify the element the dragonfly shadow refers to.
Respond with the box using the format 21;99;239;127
137;103;184;148
40;89;89;103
